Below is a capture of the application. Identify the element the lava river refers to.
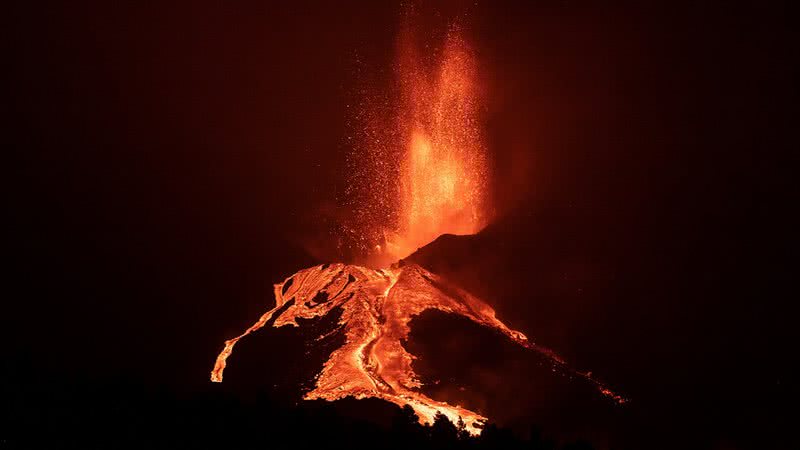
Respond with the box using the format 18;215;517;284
211;262;625;434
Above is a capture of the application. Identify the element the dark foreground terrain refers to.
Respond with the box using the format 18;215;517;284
5;352;597;450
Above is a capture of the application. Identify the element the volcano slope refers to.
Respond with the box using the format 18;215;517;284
211;260;623;435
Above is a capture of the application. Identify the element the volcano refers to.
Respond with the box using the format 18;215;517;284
211;12;624;435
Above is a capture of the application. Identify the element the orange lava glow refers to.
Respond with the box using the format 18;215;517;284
389;28;488;261
344;23;488;267
211;264;625;434
211;17;625;434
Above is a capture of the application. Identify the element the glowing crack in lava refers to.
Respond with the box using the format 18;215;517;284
211;263;625;434
211;20;625;435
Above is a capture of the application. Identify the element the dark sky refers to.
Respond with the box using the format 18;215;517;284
6;1;798;449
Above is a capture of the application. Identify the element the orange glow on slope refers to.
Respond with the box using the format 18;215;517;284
211;17;625;435
211;264;625;434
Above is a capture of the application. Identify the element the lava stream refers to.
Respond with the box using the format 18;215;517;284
211;13;625;434
211;263;624;434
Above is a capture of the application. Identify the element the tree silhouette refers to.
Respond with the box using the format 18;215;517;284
430;411;460;448
390;404;424;449
3;353;601;450
479;422;518;449
456;416;472;441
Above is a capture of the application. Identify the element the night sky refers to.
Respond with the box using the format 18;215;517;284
6;2;797;449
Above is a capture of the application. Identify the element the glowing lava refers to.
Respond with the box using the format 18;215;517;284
390;27;488;261
211;263;624;434
344;23;488;266
211;16;625;435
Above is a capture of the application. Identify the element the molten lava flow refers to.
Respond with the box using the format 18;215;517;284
212;15;626;435
211;263;625;434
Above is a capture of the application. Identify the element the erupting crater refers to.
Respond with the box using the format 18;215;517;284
211;14;624;435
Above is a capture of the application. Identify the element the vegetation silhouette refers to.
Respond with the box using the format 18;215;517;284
3;353;597;450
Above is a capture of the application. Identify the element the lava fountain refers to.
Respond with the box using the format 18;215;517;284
211;20;624;435
341;21;489;267
388;25;488;262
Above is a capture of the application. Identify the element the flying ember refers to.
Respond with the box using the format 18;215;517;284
390;25;488;262
211;18;624;436
342;21;488;267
